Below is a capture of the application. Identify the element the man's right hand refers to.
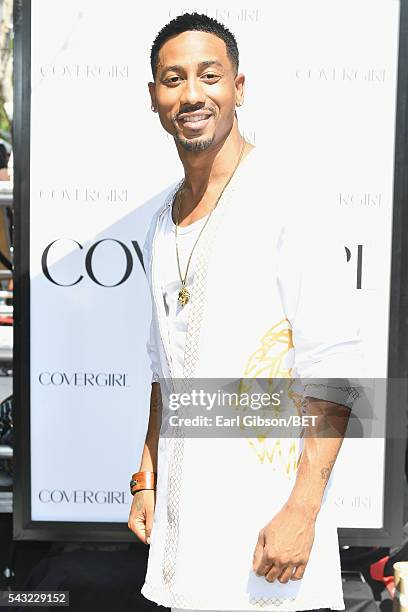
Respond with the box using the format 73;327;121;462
128;489;156;545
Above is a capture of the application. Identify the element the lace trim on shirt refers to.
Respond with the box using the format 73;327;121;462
160;178;238;592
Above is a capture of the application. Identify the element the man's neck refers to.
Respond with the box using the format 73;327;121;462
176;123;244;204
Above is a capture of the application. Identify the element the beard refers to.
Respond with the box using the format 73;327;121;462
174;132;215;152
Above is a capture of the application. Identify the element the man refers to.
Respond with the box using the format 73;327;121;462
128;12;363;612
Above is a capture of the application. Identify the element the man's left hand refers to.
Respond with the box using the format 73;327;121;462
252;502;316;583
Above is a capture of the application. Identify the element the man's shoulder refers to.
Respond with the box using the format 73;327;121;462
152;180;181;220
143;179;182;255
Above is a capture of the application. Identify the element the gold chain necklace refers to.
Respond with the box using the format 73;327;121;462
174;138;247;307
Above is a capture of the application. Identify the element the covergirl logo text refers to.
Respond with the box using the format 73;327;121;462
41;238;144;287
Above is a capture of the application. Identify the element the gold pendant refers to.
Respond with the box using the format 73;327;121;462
178;285;190;306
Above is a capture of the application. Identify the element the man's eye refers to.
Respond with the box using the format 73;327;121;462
165;76;182;84
202;73;219;80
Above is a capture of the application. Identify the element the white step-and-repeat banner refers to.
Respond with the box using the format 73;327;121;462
29;1;400;527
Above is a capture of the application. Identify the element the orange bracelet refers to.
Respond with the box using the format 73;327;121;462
130;471;156;495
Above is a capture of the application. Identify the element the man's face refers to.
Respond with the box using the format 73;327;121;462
149;31;244;152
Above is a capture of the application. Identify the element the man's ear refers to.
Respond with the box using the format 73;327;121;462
234;72;245;107
148;81;157;112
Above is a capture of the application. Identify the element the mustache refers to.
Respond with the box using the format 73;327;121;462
174;105;215;121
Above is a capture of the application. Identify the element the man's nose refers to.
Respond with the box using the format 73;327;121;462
179;76;205;106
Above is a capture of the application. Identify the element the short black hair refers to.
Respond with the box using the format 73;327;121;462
150;12;239;80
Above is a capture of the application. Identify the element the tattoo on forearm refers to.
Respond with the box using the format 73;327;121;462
151;389;163;416
321;460;335;481
151;400;162;416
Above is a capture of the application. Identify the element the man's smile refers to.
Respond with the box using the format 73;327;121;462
177;111;213;131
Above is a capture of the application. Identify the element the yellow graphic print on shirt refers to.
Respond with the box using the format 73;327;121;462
238;318;303;477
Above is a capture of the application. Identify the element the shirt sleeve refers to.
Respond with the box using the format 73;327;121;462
276;215;365;409
143;215;161;385
147;311;161;385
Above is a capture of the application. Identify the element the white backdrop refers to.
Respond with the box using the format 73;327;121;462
29;0;400;526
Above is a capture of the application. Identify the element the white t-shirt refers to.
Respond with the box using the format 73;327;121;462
160;204;210;378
